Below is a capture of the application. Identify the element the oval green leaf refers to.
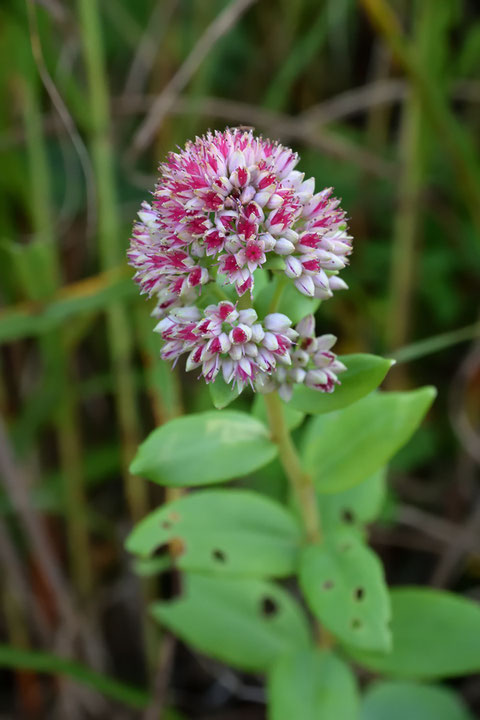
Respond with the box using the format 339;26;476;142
299;536;391;652
290;354;394;415
319;468;387;536
348;588;480;678
268;648;359;720
152;573;310;672
126;489;302;578
302;387;436;493
130;411;277;486
361;681;475;720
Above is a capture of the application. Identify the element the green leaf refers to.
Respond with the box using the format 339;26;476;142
361;681;475;720
289;354;394;415
252;394;305;431
254;281;321;325
133;555;172;577
349;588;480;678
130;411;278;486
0;645;148;709
319;469;387;536
299;536;391;652
208;375;242;410
152;573;310;672
268;648;359;720
126;489;302;578
302;388;436;493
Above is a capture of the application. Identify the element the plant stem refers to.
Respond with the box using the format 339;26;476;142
268;274;288;314
263;392;321;544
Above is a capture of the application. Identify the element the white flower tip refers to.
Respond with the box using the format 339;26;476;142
328;276;349;291
295;314;315;338
274;238;295;255
264;313;292;332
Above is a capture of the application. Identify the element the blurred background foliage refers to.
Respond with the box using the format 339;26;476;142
0;0;479;717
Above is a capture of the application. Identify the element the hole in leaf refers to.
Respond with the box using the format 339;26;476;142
160;568;183;600
322;580;334;590
261;596;278;618
212;548;227;563
341;508;355;524
351;618;362;630
153;543;170;558
354;587;365;601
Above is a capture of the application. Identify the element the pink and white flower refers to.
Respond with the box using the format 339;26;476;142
154;301;297;391
128;129;353;399
128;128;352;314
256;314;347;402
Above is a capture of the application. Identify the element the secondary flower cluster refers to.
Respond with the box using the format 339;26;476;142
154;303;345;395
128;128;352;399
256;314;347;401
155;302;296;389
128;128;351;316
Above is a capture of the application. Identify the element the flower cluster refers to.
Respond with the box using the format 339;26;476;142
128;128;351;315
155;302;296;391
256;315;347;402
128;128;352;399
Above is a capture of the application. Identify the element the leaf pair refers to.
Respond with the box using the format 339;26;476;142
209;352;393;411
131;380;436;499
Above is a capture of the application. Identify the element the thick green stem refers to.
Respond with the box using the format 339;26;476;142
268;274;288;314
264;394;336;649
263;392;321;544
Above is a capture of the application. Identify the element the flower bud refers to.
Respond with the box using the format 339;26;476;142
264;313;292;332
285;256;303;278
228;149;246;173
315;334;337;351
305;368;329;389
329;276;349;291
274;238;295;255
295;274;315;296
295;314;315;338
263;332;279;351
